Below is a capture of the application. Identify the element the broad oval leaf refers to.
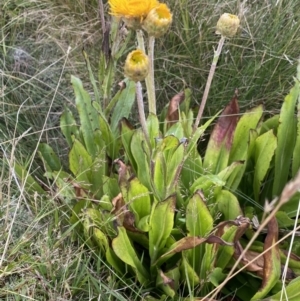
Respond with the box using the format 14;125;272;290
112;226;149;285
273;81;299;196
149;195;176;264
253;130;277;202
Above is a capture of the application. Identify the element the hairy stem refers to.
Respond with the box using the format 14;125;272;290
193;36;225;132
146;36;156;115
136;81;150;148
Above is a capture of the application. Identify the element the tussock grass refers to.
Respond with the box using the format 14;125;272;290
1;0;300;299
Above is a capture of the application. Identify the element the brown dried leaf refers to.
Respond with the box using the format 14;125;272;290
214;216;250;239
233;242;264;274
158;235;232;263
159;270;174;288
261;216;280;288
166;91;185;127
111;193;141;232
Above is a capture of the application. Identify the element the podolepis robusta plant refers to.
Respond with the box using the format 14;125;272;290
15;1;300;300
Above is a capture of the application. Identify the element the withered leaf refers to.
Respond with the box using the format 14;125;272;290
166;91;185;127
233;242;264;275
251;216;281;300
111;193;141;233
154;235;232;266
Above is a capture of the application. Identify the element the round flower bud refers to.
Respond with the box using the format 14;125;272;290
124;49;149;82
216;13;240;38
143;3;172;37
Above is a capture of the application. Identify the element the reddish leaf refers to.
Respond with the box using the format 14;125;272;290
166;91;185;127
203;90;240;174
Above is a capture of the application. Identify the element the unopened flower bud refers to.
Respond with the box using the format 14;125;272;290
143;3;172;37
216;13;240;38
124;49;149;82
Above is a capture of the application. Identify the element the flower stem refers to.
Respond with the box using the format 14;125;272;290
136;31;156;115
136;30;146;52
193;36;226;132
136;81;150;148
146;36;156;115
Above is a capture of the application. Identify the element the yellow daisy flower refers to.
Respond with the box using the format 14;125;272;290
108;0;159;20
108;0;159;29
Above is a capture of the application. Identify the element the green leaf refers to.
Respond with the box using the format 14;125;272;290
112;227;149;284
276;211;298;228
186;190;213;274
106;247;126;275
60;107;79;147
181;149;203;190
69;139;92;188
165;122;184;139
190;174;225;195
261;276;300;301
180;255;200;288
147;114;160;150
259;114;279;136
130;129;151;189
209;267;226;287
186;113;216;157
203;95;239;174
292;94;300;176
71;75;100;158
110;79;136;134
127;177;151;225
38;143;61;171
14;164;45;195
90;152;107;197
151;151;167;201
273;81;299;196
120;119;135;169
215;225;237;270
149;195;176;264
280;192;300;217
166;143;185;195
216;190;242;220
229;104;263;163
253;130;277;202
95;105;117;158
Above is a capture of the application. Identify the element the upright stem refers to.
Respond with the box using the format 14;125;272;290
193;36;226;132
146;36;156;115
136;31;156;115
136;81;150;148
136;30;146;52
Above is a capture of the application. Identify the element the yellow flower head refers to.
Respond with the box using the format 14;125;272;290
124;49;149;82
143;3;172;37
216;13;240;38
108;0;159;28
